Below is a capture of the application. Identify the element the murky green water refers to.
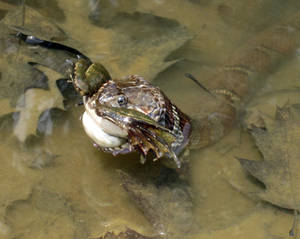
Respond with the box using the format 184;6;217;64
1;0;300;238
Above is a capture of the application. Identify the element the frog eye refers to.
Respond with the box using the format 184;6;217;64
117;95;127;106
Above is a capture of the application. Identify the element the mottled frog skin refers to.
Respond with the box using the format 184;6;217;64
69;58;191;168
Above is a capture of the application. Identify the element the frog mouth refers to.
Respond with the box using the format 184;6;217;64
81;97;185;167
81;97;130;152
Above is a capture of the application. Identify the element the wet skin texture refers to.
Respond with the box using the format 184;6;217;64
69;58;191;168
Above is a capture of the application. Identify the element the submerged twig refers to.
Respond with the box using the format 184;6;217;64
184;73;215;97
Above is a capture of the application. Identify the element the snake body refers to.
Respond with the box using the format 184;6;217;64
189;12;300;149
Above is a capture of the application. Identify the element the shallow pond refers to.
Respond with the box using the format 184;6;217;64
1;0;300;238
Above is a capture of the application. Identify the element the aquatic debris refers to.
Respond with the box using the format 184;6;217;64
92;11;192;80
119;170;195;237
13;65;64;141
0;6;79;141
237;104;300;211
2;4;67;42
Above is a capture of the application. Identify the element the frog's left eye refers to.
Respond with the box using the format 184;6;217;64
117;95;127;106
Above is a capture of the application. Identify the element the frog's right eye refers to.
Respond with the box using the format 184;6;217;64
117;95;127;106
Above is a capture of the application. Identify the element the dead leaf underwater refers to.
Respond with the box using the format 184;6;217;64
0;6;78;141
119;170;195;238
238;104;300;211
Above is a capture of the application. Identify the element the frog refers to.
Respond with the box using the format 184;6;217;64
68;58;191;168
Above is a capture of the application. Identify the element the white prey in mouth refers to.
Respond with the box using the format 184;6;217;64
82;98;127;148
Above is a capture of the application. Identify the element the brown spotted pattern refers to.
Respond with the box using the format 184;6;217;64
89;75;191;166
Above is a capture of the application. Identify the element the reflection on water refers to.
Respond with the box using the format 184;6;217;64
1;0;300;238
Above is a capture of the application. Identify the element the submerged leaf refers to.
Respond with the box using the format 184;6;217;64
119;170;195;238
238;104;300;211
0;6;80;141
13;65;64;141
2;5;67;42
87;11;192;80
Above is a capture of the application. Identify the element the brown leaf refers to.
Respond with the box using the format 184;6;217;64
0;6;79;141
238;104;300;210
119;170;195;238
13;65;64;141
98;12;192;80
2;5;67;42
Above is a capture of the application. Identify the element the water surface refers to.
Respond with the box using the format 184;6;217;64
1;0;300;238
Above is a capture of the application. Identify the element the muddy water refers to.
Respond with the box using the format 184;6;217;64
1;0;300;238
